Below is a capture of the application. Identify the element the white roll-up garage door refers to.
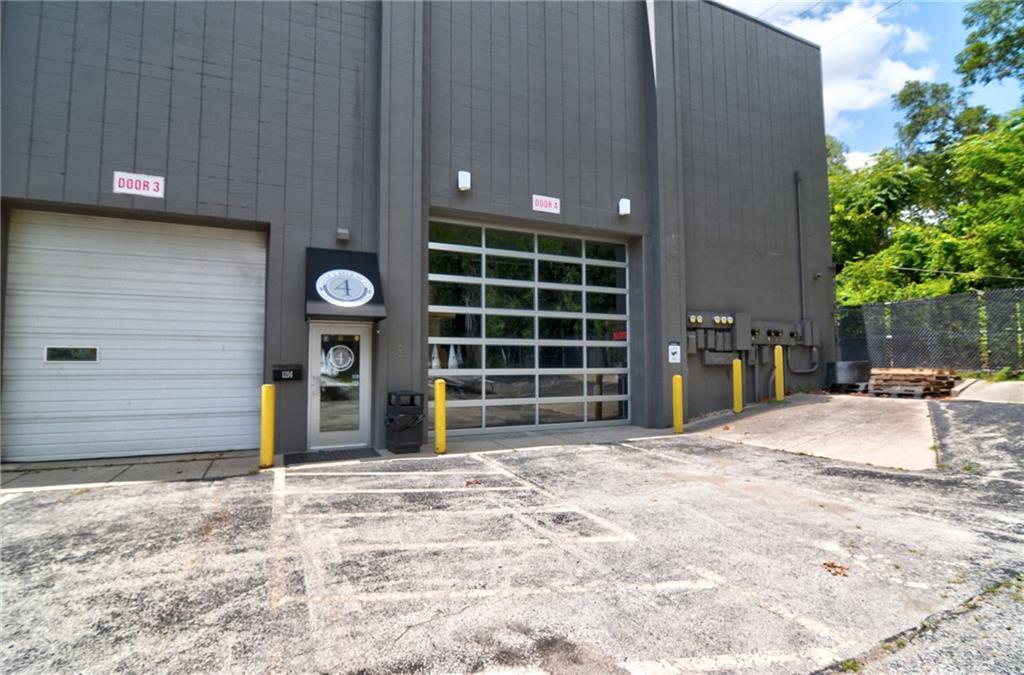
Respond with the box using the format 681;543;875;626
1;210;266;461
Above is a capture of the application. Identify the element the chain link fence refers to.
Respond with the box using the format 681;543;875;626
836;287;1024;371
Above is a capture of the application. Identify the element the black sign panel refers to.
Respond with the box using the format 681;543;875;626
306;248;386;319
272;364;303;381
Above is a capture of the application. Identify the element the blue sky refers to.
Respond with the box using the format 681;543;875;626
720;1;1023;167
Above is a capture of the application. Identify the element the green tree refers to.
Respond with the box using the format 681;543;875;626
891;81;997;216
825;134;849;173
893;81;998;154
947;110;1024;287
828;150;929;270
956;0;1024;94
835;224;964;305
833;110;1024;305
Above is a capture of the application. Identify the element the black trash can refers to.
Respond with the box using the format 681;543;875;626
385;390;424;453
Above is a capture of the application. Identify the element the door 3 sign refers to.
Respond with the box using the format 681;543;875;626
668;341;682;363
113;171;164;198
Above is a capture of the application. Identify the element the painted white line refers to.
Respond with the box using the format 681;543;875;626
668;647;837;671
331;538;551;554
282;452;482;472
284;470;506;477
566;505;638;542
0;493;23;505
472;453;639;543
765;603;847;647
621;648;838;673
288;506;611;519
292;576;718;604
618;442;695;465
619;661;682;675
270;468;288;609
323;533;634;554
284;486;537;494
0;479;161;494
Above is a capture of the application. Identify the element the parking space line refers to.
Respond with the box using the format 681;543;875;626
289;576;719;604
289;506;602;519
269;468;288;609
283;486;537;494
765;602;849;648
621;648;837;673
331;538;551;553
471;453;639;543
0;479;161;494
285;470;506;477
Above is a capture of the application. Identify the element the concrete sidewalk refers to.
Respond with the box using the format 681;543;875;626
394;424;676;459
0;451;258;492
686;394;937;471
953;379;1024;404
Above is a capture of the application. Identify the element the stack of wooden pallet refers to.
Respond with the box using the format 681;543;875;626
868;368;957;399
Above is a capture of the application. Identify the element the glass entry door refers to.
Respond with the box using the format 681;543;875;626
308;322;373;449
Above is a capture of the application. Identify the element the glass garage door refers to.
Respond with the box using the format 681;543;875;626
427;222;629;433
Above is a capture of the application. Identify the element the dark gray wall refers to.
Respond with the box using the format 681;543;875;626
1;1;383;453
653;1;834;416
425;1;661;426
375;1;428;444
427;1;653;237
2;0;834;448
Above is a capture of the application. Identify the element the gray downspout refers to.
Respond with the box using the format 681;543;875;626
795;170;806;323
789;170;819;375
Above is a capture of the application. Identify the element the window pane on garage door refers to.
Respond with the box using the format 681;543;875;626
427;222;629;432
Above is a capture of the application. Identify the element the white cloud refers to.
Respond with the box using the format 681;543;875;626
845;150;877;170
716;1;938;133
829;114;863;138
902;27;930;54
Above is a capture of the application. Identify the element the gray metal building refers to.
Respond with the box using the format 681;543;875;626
0;1;834;462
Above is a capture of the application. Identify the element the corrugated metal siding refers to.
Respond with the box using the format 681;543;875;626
1;210;266;460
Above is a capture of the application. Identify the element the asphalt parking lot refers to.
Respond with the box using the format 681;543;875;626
1;398;1022;674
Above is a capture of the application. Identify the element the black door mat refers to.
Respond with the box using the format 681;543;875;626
284;447;381;466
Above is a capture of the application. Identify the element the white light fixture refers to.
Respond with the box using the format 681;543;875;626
618;197;631;216
457;170;471;192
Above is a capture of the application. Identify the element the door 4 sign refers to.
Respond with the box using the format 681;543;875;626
668;341;682;363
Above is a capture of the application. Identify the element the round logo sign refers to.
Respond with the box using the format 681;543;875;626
315;269;375;308
327;345;355;371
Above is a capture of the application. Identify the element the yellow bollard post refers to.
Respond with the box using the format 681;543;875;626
434;378;447;455
732;359;743;414
259;384;276;468
672;374;684;433
774;345;785;401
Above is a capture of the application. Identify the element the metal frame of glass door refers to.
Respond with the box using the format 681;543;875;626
307;321;373;450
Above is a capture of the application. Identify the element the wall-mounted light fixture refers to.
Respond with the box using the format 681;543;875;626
457;170;471;192
618;198;631;216
336;227;350;242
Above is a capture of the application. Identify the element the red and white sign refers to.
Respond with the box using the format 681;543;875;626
113;171;164;198
532;194;560;214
